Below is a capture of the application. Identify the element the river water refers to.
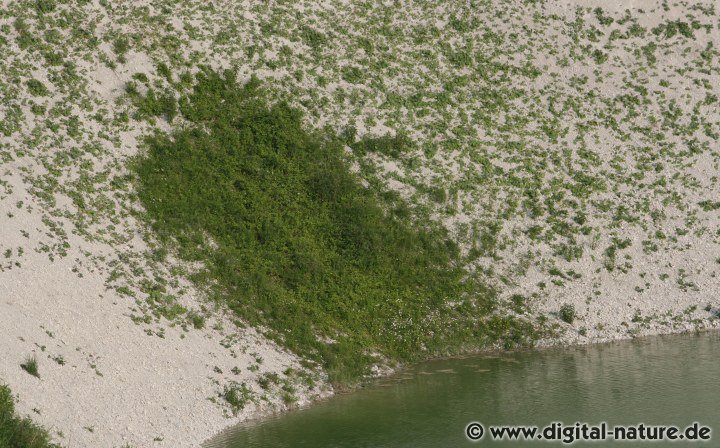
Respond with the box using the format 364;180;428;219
205;331;719;447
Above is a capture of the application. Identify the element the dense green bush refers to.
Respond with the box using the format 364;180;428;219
559;304;576;324
0;384;57;448
134;69;533;383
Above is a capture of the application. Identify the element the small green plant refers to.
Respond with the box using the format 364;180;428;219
132;72;149;83
20;356;39;378
282;391;298;406
559;304;576;324
26;79;49;96
35;0;56;13
222;382;254;415
188;311;205;330
126;85;177;121
510;294;527;314
257;373;280;390
113;36;131;63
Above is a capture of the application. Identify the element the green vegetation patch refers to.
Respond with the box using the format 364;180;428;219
559;304;576;324
134;69;532;384
19;356;39;378
0;384;58;448
26;79;49;97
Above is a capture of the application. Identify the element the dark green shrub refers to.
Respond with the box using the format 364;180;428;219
134;69;521;384
559;304;576;324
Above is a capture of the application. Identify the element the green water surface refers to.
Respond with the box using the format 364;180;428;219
205;331;719;447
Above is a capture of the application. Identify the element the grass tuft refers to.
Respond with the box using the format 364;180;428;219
20;356;39;378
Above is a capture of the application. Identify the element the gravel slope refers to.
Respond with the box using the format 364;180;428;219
1;0;719;446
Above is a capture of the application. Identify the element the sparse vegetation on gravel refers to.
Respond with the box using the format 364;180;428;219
2;0;720;445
